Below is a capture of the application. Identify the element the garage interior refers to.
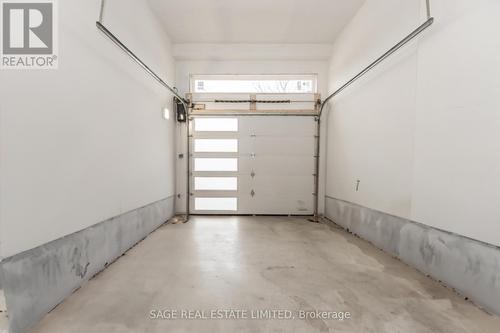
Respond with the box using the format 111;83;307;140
1;0;500;332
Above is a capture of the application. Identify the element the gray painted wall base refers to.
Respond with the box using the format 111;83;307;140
0;196;174;333
0;289;7;333
325;196;500;316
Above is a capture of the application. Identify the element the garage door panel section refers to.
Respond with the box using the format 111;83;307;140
245;176;314;215
253;196;313;215
239;137;315;155
251;176;314;193
238;117;316;136
238;156;315;175
237;176;313;193
237;194;313;215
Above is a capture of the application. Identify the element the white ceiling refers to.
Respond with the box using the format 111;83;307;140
172;43;334;61
147;0;365;44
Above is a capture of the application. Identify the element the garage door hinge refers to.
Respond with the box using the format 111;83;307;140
251;190;255;197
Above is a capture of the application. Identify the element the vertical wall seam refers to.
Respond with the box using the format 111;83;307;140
408;0;424;220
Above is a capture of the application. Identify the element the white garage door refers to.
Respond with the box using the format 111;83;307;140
190;116;316;215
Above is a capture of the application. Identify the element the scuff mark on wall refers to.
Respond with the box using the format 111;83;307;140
70;245;90;279
0;288;8;333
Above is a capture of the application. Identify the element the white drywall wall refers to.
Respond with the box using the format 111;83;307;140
0;0;177;257
175;59;329;214
326;0;420;219
325;0;500;246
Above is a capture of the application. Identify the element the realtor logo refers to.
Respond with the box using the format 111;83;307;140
1;0;58;69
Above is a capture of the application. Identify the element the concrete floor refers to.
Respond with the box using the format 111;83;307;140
30;216;499;333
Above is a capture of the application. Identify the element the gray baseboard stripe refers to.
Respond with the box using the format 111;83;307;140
324;196;500;316
0;196;175;333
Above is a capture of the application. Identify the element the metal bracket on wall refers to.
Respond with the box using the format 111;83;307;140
250;94;257;111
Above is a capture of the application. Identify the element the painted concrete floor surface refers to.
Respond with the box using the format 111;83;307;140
30;216;500;333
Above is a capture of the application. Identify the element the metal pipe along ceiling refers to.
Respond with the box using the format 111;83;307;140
95;24;187;105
